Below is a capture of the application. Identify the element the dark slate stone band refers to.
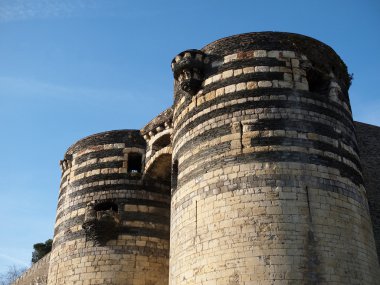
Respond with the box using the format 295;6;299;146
174;125;231;158
53;225;170;248
172;172;366;208
51;244;169;259
68;182;170;199
75;148;124;165
250;136;361;170
174;88;353;130
70;173;142;187
177;136;361;182
175;118;358;164
54;212;169;237
202;72;284;94
74;161;124;176
174;99;354;151
207;57;287;76
174;96;355;148
56;198;170;222
175;149;363;196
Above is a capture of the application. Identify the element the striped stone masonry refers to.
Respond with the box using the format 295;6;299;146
141;108;173;185
16;31;380;285
48;130;170;285
170;32;379;285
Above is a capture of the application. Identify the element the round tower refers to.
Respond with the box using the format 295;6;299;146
170;32;380;284
48;130;170;285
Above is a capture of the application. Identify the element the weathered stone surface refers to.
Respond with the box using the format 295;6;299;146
15;32;380;285
171;32;379;285
355;121;380;262
48;130;170;285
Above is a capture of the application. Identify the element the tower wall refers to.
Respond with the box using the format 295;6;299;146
355;121;380;261
170;32;379;284
48;130;170;285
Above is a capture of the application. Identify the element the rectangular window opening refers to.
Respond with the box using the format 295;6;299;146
128;153;142;173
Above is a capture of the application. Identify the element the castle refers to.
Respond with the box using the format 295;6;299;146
13;32;380;285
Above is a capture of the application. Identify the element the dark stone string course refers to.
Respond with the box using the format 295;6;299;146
202;65;349;106
74;148;124;165
54;211;169;238
54;215;85;236
174;149;363;197
239;150;362;186
56;198;170;221
173;100;358;155
57;196;65;209
51;245;169;260
119;245;169;258
172;172;366;210
173;94;354;143
247;119;357;152
60;180;139;202
123;212;169;224
58;182;169;212
207;57;286;75
175;125;231;159
174;87;353;127
74;161;124;176
53;225;169;247
202;72;284;94
250;136;361;170
58;184;67;200
119;227;169;240
67;182;170;199
177;141;232;174
177;135;361;180
175;117;358;166
174;95;355;147
59;172;69;188
70;173;142;187
174;155;364;205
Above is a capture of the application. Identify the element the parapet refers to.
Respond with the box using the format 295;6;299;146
64;129;146;157
202;32;351;94
141;108;173;141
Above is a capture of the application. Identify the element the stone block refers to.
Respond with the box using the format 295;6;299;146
247;81;258;89
254;50;267;57
258;81;272;88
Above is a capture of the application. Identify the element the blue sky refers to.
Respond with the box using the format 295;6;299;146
0;0;379;273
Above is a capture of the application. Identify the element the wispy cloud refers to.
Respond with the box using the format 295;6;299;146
0;0;163;24
0;252;29;267
0;76;130;100
0;0;99;22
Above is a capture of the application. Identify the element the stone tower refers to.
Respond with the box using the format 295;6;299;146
15;31;380;285
170;32;379;284
47;130;170;285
